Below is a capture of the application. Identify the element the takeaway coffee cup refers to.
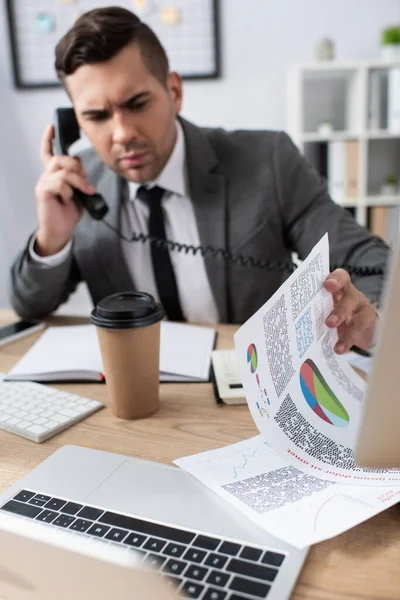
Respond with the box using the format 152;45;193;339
90;292;165;419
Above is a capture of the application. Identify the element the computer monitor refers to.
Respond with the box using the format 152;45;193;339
355;233;400;468
0;512;177;600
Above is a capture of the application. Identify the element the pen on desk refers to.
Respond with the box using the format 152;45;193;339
351;346;372;358
210;366;223;407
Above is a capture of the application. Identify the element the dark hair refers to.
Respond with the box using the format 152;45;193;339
55;7;169;86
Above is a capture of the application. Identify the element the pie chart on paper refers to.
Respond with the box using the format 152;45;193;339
299;358;350;427
247;344;258;373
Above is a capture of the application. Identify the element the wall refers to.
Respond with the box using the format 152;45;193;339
1;0;399;312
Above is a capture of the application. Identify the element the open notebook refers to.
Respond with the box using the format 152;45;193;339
5;322;216;383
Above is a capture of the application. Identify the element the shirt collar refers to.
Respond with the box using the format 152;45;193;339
128;120;186;201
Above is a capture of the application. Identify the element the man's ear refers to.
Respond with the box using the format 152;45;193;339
167;71;183;114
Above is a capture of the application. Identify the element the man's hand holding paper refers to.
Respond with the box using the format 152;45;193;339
324;268;377;354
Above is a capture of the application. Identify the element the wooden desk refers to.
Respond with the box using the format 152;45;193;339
0;310;399;599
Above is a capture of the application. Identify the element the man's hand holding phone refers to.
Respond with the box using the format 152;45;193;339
34;124;97;257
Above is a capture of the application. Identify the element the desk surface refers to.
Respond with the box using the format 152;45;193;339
0;310;399;599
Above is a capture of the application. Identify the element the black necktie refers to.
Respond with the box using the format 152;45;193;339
137;185;184;321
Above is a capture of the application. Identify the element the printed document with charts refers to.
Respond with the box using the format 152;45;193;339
175;235;400;548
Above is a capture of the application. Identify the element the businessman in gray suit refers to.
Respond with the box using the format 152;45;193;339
10;7;387;355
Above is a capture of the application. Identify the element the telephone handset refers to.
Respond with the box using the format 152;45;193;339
52;107;385;277
53;108;109;220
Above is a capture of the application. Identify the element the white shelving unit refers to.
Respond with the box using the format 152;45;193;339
287;59;400;242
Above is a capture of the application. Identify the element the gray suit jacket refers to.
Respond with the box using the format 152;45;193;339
10;117;388;323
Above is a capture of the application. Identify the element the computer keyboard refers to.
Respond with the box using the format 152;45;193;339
1;490;286;599
0;380;103;442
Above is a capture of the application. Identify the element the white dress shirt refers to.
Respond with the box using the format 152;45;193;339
30;122;219;323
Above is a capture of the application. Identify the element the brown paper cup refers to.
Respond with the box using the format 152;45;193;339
91;292;165;420
95;322;161;419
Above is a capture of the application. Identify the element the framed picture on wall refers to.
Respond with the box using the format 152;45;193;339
6;0;221;89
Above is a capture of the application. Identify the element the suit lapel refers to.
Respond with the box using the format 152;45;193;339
94;168;133;293
180;118;228;322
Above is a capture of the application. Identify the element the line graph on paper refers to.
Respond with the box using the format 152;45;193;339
190;436;282;483
313;493;374;533
232;450;258;479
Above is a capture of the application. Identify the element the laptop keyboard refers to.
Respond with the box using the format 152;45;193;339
1;490;286;599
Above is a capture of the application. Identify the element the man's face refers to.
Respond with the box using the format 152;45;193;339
66;43;182;183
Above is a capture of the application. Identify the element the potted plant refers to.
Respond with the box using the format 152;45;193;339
381;174;399;196
315;38;335;61
318;120;333;136
381;26;400;60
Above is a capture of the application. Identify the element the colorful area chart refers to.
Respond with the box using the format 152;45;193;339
300;359;350;427
247;344;258;373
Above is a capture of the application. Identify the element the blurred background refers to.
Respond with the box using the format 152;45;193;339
1;0;399;313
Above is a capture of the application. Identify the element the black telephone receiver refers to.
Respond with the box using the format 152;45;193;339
52;107;385;277
53;108;109;220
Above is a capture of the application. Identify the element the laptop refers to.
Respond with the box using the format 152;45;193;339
0;510;177;600
0;445;308;600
